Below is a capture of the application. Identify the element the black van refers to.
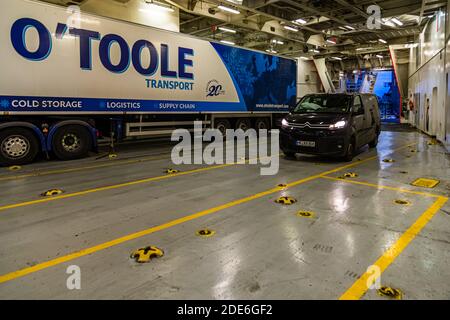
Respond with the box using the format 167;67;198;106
280;93;381;161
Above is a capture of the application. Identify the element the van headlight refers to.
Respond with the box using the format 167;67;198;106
329;120;347;129
281;119;290;128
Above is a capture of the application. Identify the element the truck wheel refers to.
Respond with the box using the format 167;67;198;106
254;118;270;130
0;128;39;166
52;125;92;160
368;135;378;148
214;119;231;137
235;118;251;131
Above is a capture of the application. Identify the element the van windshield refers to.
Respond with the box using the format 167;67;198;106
293;95;351;114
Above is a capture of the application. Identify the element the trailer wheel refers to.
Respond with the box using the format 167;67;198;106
52;125;92;160
235;118;251;131
214;119;231;137
254;118;270;130
0;128;39;166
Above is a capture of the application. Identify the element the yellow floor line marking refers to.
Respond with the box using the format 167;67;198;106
339;196;448;300
0;143;414;284
0;145;412;213
0;163;236;212
320;176;442;198
0;154;170;182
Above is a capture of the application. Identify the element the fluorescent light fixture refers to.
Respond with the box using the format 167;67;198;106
283;25;298;32
391;18;403;26
428;15;434;18
218;26;236;33
294;18;307;24
326;38;336;44
143;1;174;12
266;49;277;54
379;38;387;44
272;39;284;45
310;49;320;53
376;54;383;58
332;57;342;60
345;25;355;30
300;56;310;60
220;40;235;45
339;26;347;31
218;5;240;14
356;47;370;51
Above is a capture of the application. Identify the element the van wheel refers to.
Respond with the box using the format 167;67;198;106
369;129;379;148
343;140;355;162
52;125;92;160
0;128;39;166
283;151;296;158
369;135;378;148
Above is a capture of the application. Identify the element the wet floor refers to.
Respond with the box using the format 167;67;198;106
0;129;449;299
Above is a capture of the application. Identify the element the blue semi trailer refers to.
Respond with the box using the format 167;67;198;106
0;0;297;165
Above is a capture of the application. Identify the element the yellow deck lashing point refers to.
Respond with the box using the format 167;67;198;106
411;178;440;189
377;286;403;300
275;196;297;205
130;246;164;263
394;199;411;206
41;189;64;197
196;229;216;237
165;169;180;174
8;165;22;171
296;211;315;218
339;172;358;179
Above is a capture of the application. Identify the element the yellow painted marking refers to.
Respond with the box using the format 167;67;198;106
0;143;415;284
0;163;234;212
320;176;442;198
411;178;440;189
340;196;448;300
0;154;170;182
0;187;279;284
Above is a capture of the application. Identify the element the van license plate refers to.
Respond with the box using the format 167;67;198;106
297;140;315;147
